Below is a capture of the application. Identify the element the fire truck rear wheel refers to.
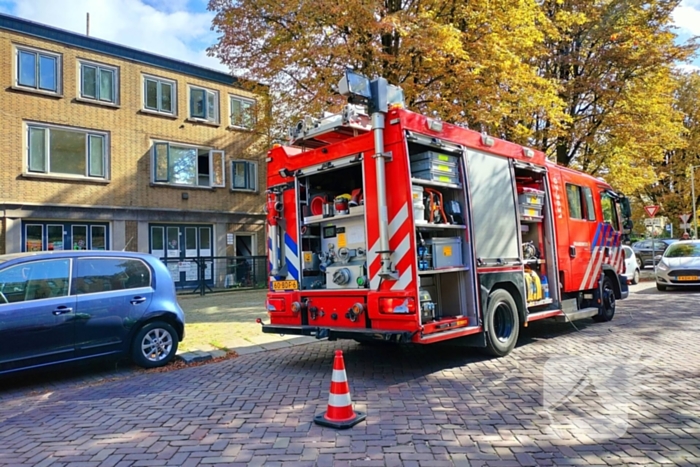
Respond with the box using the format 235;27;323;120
483;289;519;357
593;275;616;322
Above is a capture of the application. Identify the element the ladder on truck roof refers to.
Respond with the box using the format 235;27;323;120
288;104;372;149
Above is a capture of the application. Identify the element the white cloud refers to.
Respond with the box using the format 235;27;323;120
673;0;700;35
2;0;226;71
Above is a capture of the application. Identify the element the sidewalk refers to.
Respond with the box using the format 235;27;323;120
175;289;317;362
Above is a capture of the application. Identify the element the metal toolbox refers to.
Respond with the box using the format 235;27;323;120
410;159;458;175
410;151;459;166
426;237;463;269
412;169;460;185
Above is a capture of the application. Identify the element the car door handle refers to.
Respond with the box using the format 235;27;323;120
130;297;147;305
52;306;73;315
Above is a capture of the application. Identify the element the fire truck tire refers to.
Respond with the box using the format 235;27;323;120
593;276;616;322
483;289;519;357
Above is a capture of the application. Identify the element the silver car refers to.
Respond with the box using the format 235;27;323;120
655;241;700;291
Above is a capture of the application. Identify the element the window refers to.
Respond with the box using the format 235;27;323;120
566;184;596;221
23;221;109;252
230;96;256;129
600;192;620;230
143;75;176;115
16;46;60;93
74;258;151;294
80;61;117;103
27;124;107;179
0;259;70;304
189;86;219;123
566;184;583;220
152;142;225;187
231;160;258;191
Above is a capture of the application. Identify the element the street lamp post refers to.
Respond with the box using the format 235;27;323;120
692;165;700;240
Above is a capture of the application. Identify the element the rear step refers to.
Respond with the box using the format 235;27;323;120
554;307;599;322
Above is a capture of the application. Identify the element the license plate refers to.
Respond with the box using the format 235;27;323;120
677;276;699;281
272;280;298;290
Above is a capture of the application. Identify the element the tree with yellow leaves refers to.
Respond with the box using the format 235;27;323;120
207;0;564;140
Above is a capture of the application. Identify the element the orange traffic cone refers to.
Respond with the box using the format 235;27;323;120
314;350;366;429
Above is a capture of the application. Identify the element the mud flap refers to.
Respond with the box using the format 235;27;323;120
618;274;629;299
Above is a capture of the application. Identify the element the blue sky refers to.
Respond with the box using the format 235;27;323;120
0;0;698;72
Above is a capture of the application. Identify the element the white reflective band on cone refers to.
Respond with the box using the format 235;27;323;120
328;392;352;407
332;369;347;383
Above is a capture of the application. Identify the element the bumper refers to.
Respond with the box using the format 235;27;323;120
262;324;414;343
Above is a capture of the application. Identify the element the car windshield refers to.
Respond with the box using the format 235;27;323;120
664;243;700;258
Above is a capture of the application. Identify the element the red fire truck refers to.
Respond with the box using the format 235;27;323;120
262;70;631;356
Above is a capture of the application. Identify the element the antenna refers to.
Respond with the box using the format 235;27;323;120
86;12;90;36
122;236;133;252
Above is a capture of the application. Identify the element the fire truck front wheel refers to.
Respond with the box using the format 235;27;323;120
593;275;616;322
483;289;520;357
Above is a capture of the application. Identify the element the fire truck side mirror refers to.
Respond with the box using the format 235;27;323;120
620;197;632;219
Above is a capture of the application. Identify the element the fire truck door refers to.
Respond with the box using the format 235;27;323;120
559;172;598;291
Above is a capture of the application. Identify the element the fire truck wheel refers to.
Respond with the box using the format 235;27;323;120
483;289;519;357
593;276;616;322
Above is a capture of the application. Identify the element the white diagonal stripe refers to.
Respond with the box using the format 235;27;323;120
328;392;352;407
332;369;347;383
391;265;414;291
392;234;411;265
389;204;409;237
580;247;600;290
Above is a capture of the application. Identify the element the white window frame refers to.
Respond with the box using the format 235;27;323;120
230;160;258;192
25;122;109;180
14;45;62;95
229;95;256;130
151;140;225;188
189;85;219;124
142;74;177;115
78;60;119;104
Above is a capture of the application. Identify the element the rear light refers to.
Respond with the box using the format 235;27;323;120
266;298;286;313
379;297;416;314
290;301;302;314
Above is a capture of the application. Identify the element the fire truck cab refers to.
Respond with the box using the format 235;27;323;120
262;70;631;356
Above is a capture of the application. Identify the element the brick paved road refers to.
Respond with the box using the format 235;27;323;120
1;283;699;466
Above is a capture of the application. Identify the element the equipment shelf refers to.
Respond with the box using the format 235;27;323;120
410;177;462;190
303;206;365;225
417;266;470;276
416;224;466;230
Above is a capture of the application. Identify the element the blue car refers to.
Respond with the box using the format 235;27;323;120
0;251;185;375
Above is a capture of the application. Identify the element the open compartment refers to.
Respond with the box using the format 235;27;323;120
296;163;367;290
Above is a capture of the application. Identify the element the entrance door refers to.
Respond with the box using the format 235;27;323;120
150;224;213;288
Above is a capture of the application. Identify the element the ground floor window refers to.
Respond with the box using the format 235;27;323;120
23;221;109;252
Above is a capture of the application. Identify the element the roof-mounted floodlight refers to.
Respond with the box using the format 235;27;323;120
387;84;405;108
338;69;372;100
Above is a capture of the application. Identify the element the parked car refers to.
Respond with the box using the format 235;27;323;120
0;251;185;375
621;245;640;284
655;240;700;291
631;239;677;269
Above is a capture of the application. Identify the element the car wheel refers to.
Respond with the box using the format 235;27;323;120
631;269;640;285
483;289;519;357
656;282;667;292
132;321;178;369
636;256;643;270
593;276;615;322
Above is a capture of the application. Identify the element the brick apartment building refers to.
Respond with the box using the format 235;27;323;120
0;13;267;288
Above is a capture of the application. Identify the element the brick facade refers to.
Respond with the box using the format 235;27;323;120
0;14;267;286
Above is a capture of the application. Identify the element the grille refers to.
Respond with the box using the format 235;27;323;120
667;269;700;277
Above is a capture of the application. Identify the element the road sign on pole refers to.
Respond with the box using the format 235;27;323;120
680;214;691;224
681;223;691;230
644;205;659;217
